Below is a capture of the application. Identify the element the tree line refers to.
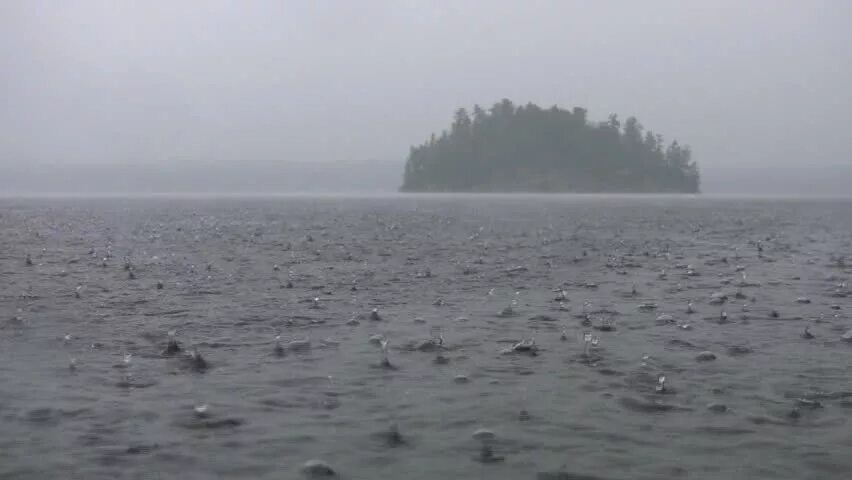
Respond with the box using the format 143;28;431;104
400;99;699;193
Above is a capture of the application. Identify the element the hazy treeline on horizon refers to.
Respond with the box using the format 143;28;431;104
1;162;850;196
402;100;698;193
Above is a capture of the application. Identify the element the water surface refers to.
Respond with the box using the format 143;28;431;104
1;195;850;479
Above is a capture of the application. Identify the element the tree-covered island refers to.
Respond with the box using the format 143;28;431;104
400;99;699;193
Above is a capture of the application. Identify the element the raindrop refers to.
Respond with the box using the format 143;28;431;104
655;374;667;393
193;404;209;418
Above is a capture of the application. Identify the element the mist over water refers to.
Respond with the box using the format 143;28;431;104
2;1;851;180
2;163;852;196
0;161;403;195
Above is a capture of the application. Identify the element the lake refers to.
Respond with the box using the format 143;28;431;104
1;194;850;479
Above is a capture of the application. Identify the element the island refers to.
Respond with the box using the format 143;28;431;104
400;99;699;193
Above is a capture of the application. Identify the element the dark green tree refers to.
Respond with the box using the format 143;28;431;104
400;100;699;193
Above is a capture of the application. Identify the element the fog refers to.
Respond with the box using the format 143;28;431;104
1;0;850;193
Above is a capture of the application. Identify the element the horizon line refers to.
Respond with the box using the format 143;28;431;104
1;191;850;200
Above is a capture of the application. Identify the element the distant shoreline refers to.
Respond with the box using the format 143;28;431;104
2;192;850;201
2;163;849;197
401;100;700;194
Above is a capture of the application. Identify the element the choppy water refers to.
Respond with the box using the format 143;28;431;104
1;195;850;480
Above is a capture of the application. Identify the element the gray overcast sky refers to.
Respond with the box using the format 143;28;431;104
1;0;850;171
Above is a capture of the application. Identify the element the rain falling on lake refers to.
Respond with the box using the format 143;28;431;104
1;194;850;480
